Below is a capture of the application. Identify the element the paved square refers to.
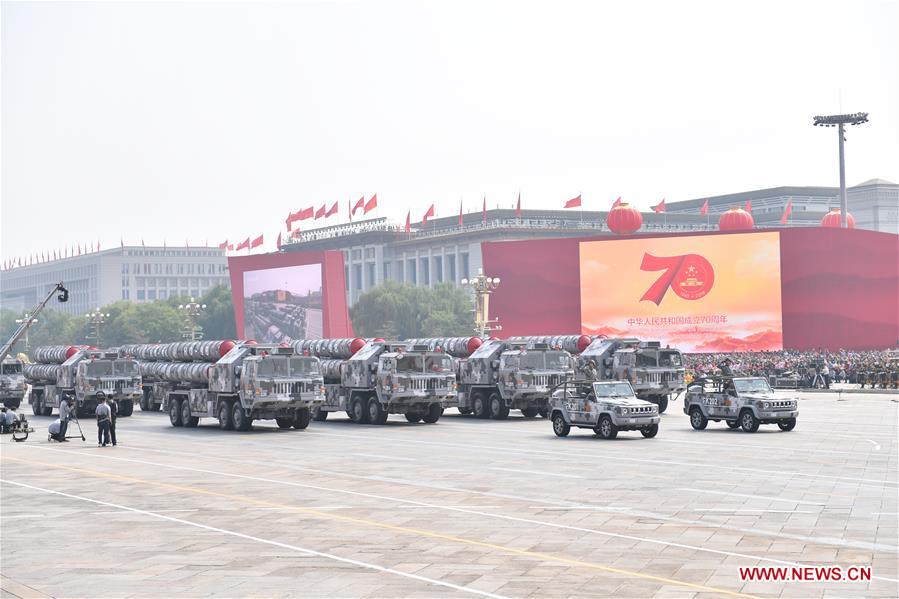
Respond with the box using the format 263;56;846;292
2;392;897;598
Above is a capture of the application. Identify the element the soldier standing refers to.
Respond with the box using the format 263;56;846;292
584;360;599;381
108;397;119;446
95;392;111;447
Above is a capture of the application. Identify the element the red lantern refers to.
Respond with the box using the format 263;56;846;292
718;207;754;231
606;203;643;234
821;209;855;228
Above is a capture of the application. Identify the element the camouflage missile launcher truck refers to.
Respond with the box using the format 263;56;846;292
1;356;27;409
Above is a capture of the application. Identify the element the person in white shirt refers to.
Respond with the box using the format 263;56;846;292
95;393;111;447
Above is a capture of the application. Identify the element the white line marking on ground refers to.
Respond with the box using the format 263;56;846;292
15;443;899;574
351;452;415;461
487;467;585;479
692;509;817;514
90;508;198;515
867;439;882;450
1;478;510;599
677;488;827;506
530;506;632;511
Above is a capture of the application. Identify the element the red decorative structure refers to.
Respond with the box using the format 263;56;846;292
606;203;643;234
718;207;754;231
821;209;855;228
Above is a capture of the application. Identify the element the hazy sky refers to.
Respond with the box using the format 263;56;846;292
2;0;897;258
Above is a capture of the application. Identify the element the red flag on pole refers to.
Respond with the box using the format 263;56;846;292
235;237;250;251
564;195;582;209
459;201;464;226
348;199;353;221
404;210;411;233
745;200;752;212
277;232;282;250
611;197;622;209
780;201;792;225
227;243;234;251
422;204;435;227
250;235;263;248
314;205;326;219
219;240;228;250
482;196;487;224
653;199;666;213
699;199;709;216
363;194;377;214
515;193;521;217
325;201;338;217
352;196;365;215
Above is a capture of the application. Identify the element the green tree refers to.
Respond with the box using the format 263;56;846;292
350;282;473;339
197;285;237;340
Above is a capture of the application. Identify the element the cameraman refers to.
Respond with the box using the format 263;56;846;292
58;395;75;442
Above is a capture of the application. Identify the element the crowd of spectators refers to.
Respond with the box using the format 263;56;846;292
683;349;898;389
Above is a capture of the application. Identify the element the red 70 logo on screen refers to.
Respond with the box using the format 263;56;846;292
640;253;714;305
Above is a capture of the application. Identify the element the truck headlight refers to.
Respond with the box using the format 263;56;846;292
762;401;769;409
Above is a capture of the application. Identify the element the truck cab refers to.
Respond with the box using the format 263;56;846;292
549;380;660;439
75;350;142;416
684;375;798;432
0;358;26;409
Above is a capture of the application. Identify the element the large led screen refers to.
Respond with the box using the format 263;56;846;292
579;232;783;352
242;263;323;343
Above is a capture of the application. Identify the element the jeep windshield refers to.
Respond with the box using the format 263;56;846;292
592;382;634;398
290;357;320;376
113;360;139;376
424;354;454;373
734;378;773;394
86;362;113;376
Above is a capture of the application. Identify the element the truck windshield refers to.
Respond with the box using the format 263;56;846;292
289;357;320;376
658;351;682;367
396;355;424;372
256;358;290;377
425;354;453;373
520;353;545;369
87;362;113;376
734;378;773;394
636;352;657;367
592;382;634;398
1;363;22;374
113;360;139;376
545;351;570;370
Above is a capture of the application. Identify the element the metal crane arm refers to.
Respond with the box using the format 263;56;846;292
0;282;69;362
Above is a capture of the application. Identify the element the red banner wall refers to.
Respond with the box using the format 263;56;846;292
228;250;352;339
482;228;898;351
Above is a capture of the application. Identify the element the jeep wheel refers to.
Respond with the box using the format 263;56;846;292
422;403;443;424
689;407;708;430
596;415;618;439
294;407;312;430
739;410;760;433
405;412;422;423
551;413;570;437
218;400;234;430
313;407;328;422
472;393;488;419
489;394;509;420
521;407;539;418
276;417;294;429
232;403;252;431
726;420;740;429
777;418;796;432
641;423;659;438
181;400;199;427
169;398;184;427
656;396;669;414
367;397;387;425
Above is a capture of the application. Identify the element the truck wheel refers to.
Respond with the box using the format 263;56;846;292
42;402;52;416
31;396;42;416
294;408;312;430
232;403;252;431
313;407;328;422
521;407;539;418
140;394;149;411
218;400;234;430
119;400;134;417
689;407;708;430
181;400;199;427
656;396;669;414
350;397;368;424
367;397;387;425
739;410;760;433
489;394;509;420
537;407;548;418
596;415;618;439
422;403;443;424
777;418;796;432
276;417;294;429
405;412;422;423
169;398;184;427
551;413;570;437
458;407;472;415
150;401;161;412
472;393;488;419
726;420;740;429
641;423;659;438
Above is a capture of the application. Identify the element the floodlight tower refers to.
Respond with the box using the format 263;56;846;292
813;112;869;228
461;268;502;338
